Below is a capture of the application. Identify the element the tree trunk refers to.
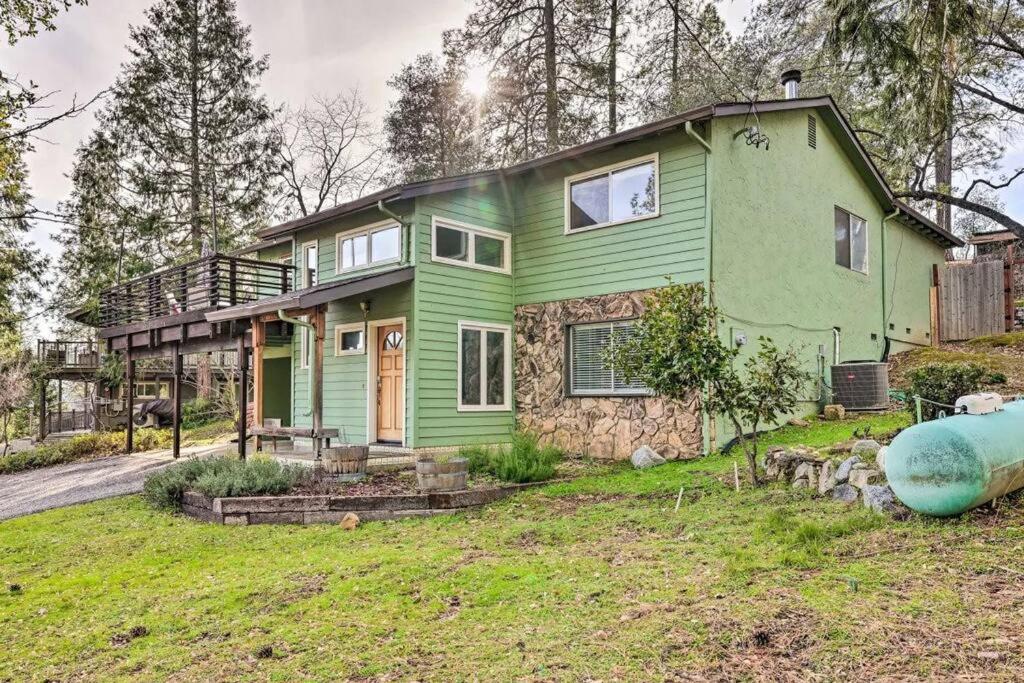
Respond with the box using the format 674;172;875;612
608;0;618;134
543;0;559;152
188;0;202;255
198;352;213;400
934;120;953;236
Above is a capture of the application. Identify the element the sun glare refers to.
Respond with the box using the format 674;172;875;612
464;64;490;98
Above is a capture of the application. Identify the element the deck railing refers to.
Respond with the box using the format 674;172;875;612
96;254;295;328
37;340;101;370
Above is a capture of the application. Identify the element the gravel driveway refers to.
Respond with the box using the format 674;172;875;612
0;444;227;521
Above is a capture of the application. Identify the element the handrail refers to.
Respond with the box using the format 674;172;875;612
91;253;295;329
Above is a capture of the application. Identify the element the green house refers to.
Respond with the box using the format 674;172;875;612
87;92;961;461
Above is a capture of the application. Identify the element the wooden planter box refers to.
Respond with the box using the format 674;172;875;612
180;480;557;526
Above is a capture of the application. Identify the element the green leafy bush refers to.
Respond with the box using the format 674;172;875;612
142;456;308;510
459;432;562;484
907;362;987;420
0;430;171;475
181;398;221;429
986;371;1008;385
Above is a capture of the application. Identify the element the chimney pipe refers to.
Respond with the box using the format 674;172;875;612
780;69;802;99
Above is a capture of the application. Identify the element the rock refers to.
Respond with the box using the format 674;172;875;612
976;651;1007;662
835;456;862;483
340;512;360;530
630;445;666;469
823;404;846;421
849;468;883;489
793;462;818;489
787;417;810;427
851;439;882;459
792;478;809;489
875;446;888;474
832;483;859;503
818;460;837;495
862;484;901;514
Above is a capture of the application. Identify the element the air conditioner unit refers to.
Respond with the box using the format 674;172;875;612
830;361;889;410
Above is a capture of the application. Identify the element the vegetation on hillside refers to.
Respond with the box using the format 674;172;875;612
460;431;563;484
143;456;307;510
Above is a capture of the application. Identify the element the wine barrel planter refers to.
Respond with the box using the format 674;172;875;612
416;457;468;492
323;445;369;481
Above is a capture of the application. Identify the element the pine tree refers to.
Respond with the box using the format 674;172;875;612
102;0;278;259
384;50;485;183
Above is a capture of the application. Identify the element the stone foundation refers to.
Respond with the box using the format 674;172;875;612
514;289;702;460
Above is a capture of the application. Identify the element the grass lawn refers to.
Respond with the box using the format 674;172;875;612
3;413;1024;681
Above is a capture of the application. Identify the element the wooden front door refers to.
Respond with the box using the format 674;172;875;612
376;324;404;442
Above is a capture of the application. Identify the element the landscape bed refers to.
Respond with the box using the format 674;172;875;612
180;480;556;525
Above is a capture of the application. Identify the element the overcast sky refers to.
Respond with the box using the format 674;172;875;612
2;0;1020;339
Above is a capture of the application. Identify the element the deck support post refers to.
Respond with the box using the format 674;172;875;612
251;318;264;452
38;379;47;442
57;379;63;433
125;347;135;454
312;306;325;466
237;334;248;461
172;343;182;459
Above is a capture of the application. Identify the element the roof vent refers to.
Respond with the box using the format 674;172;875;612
781;69;802;99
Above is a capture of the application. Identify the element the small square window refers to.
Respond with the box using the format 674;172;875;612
334;323;365;356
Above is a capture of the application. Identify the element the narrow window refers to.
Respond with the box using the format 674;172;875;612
302;242;318;287
299;316;311;369
834;206;868;274
431;218;511;274
334;323;365;356
568;320;651;396
566;154;658;233
458;322;511;410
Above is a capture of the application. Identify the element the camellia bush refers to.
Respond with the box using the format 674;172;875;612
906;362;987;420
605;283;808;486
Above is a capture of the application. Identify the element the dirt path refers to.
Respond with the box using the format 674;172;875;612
0;444;227;520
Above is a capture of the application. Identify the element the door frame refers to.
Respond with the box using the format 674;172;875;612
366;316;407;446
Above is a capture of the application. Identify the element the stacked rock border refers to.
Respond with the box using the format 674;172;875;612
180;481;552;525
763;439;905;515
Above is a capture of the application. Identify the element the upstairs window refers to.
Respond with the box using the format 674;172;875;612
337;221;402;273
565;154;659;233
834;207;867;273
302;242;317;288
568;320;650;396
431;217;511;274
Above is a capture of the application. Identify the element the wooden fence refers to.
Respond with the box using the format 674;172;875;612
938;260;1005;341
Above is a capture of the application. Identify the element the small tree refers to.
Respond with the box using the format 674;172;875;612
606;283;809;485
0;356;32;456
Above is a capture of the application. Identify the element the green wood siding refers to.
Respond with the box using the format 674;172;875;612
411;183;515;448
513;129;708;304
292;282;413;444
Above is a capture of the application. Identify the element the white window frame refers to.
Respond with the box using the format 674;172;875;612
834;206;869;275
301;240;318;289
334;322;366;356
567;320;652;397
563;152;660;235
430;216;512;275
456;320;512;412
335;219;402;275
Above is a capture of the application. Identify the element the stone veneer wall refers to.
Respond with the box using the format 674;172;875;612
514;289;702;460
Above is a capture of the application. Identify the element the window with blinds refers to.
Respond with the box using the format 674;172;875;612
568;321;650;396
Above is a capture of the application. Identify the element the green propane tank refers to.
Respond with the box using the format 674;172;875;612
886;400;1024;517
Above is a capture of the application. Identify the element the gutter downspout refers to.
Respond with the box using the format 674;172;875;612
881;208;900;361
687;119;715;455
277;309;315;417
377;199;413;266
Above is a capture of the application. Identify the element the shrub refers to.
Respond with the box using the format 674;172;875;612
0;430;172;475
986;371;1008;385
459;432;562;484
907;362;987;420
142;456;308;510
181;398;221;429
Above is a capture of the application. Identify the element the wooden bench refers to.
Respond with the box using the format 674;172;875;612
252;424;340;454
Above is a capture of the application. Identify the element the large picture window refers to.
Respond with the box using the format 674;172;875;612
565;154;659;233
457;321;511;411
431;217;511;274
568;320;650;396
834;207;867;273
336;220;402;274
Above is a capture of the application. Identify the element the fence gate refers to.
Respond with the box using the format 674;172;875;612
938;260;1006;341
